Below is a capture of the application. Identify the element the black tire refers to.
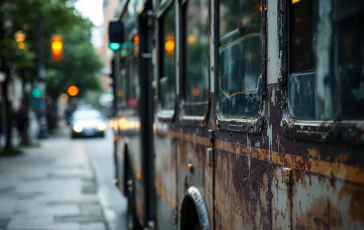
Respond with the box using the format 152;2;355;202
127;178;142;230
100;132;105;138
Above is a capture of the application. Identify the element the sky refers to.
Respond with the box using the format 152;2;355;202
75;0;104;47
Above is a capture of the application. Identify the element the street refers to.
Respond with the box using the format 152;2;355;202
0;124;126;230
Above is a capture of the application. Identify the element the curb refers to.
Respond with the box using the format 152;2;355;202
86;150;111;230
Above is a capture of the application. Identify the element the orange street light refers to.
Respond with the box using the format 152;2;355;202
67;85;79;97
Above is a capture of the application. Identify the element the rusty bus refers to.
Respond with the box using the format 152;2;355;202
110;0;364;229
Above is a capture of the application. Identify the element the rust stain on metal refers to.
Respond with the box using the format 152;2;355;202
338;184;364;222
156;131;364;184
348;189;364;222
307;148;321;160
334;154;349;163
215;150;270;229
293;197;343;229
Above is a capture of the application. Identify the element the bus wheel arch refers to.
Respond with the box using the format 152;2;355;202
180;186;210;230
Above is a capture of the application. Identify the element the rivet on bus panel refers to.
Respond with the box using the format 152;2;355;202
187;160;193;172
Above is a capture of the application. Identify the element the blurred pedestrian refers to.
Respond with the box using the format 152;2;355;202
15;105;29;145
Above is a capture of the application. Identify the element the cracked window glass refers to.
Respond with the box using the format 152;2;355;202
288;0;364;120
218;0;262;118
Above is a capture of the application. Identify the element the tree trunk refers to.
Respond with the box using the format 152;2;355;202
0;5;13;152
20;70;29;145
2;67;13;152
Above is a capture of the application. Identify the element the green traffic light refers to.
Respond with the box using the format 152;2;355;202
32;88;42;98
109;42;121;51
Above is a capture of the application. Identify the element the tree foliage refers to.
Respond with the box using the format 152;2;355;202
0;0;102;98
46;23;103;99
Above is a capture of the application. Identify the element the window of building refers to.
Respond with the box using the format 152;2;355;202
218;0;262;118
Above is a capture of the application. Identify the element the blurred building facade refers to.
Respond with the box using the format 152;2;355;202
100;0;121;94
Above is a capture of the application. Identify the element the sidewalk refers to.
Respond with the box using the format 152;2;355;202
0;127;107;229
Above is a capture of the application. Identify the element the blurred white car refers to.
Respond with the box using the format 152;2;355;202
70;109;107;138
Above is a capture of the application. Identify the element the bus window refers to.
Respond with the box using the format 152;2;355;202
334;0;364;119
184;0;209;104
288;0;364;120
160;6;176;110
288;0;317;120
126;54;139;109
218;0;262;118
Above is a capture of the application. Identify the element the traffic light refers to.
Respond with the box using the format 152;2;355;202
30;86;42;109
51;34;63;62
108;21;124;51
14;30;26;50
67;85;79;97
32;87;42;98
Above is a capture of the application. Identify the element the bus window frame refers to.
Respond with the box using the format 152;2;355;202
215;0;267;134
179;0;210;127
156;0;177;122
279;0;364;145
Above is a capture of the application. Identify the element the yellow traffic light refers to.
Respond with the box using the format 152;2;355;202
67;85;79;97
51;34;63;62
18;43;26;50
15;30;25;43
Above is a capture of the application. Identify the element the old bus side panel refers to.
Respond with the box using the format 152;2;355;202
213;0;364;229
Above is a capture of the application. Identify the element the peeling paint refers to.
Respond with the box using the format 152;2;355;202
267;123;273;161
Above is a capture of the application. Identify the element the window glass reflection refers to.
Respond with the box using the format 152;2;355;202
184;0;209;103
160;7;176;109
288;0;364;120
218;0;262;118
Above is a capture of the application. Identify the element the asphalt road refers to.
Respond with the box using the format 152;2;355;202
72;127;127;230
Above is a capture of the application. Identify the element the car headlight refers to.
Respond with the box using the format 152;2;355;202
98;123;107;131
73;124;83;132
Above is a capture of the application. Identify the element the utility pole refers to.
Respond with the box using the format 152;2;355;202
112;56;119;116
37;15;48;139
